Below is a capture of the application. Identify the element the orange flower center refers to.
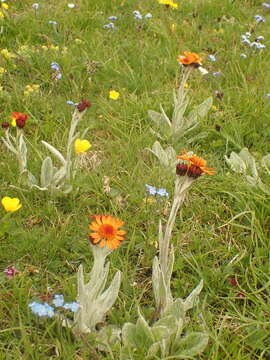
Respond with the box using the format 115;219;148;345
99;224;116;239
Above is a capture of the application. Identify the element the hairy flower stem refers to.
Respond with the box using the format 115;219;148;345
65;110;84;182
171;67;192;137
160;176;193;278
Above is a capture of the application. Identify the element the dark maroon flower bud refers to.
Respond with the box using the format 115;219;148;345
229;277;238;287
176;163;188;176
1;122;10;129
77;99;91;112
187;164;203;179
16;118;27;129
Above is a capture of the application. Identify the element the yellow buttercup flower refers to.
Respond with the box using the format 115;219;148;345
2;3;8;9
109;90;120;100
158;0;178;9
1;197;22;212
74;139;91;153
11;118;16;127
0;11;4;18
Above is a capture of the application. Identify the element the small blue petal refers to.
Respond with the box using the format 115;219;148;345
156;188;169;198
262;2;270;9
108;16;117;21
208;55;216;62
52;294;64;307
63;302;79;312
145;184;157;195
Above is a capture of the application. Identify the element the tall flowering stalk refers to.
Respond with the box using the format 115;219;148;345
153;151;215;317
121;153;214;359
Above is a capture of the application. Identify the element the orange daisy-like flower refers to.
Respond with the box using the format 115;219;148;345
176;151;215;178
177;51;202;67
89;215;126;249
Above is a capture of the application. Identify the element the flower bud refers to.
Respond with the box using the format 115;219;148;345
77;99;91;112
187;164;203;179
1;122;9;129
176;162;188;176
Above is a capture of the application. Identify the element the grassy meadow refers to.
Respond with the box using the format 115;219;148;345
0;0;270;358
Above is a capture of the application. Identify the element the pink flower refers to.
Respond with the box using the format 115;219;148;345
4;266;19;279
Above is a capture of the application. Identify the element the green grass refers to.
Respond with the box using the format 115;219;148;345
1;0;270;358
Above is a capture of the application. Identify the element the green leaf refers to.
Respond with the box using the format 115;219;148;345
122;323;137;347
164;298;185;320
135;311;154;347
172;332;209;358
146;342;160;359
40;156;53;188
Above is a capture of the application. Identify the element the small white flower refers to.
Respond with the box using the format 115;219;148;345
32;3;39;9
67;3;76;8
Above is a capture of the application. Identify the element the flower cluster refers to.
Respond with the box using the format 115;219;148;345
10;112;28;128
241;32;266;49
51;62;62;80
133;10;152;20
29;294;79;318
254;14;265;23
24;84;40;96
177;51;202;67
89;215;126;249
176;151;215;179
145;184;169;198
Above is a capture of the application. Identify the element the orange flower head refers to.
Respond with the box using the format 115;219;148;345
11;112;28;129
177;51;202;67
89;215;126;249
176;151;215;178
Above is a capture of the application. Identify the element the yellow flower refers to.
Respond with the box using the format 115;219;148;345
1;49;15;59
109;90;120;100
0;11;4;18
11;118;16;127
1;197;22;212
0;67;6;76
74;139;91;153
158;0;178;9
142;198;157;205
2;3;8;9
211;105;218;111
184;83;189;88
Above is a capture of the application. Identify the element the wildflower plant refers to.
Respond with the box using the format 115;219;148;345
148;67;212;142
63;215;125;337
121;152;213;359
1;101;91;195
147;54;212;170
225;148;270;194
